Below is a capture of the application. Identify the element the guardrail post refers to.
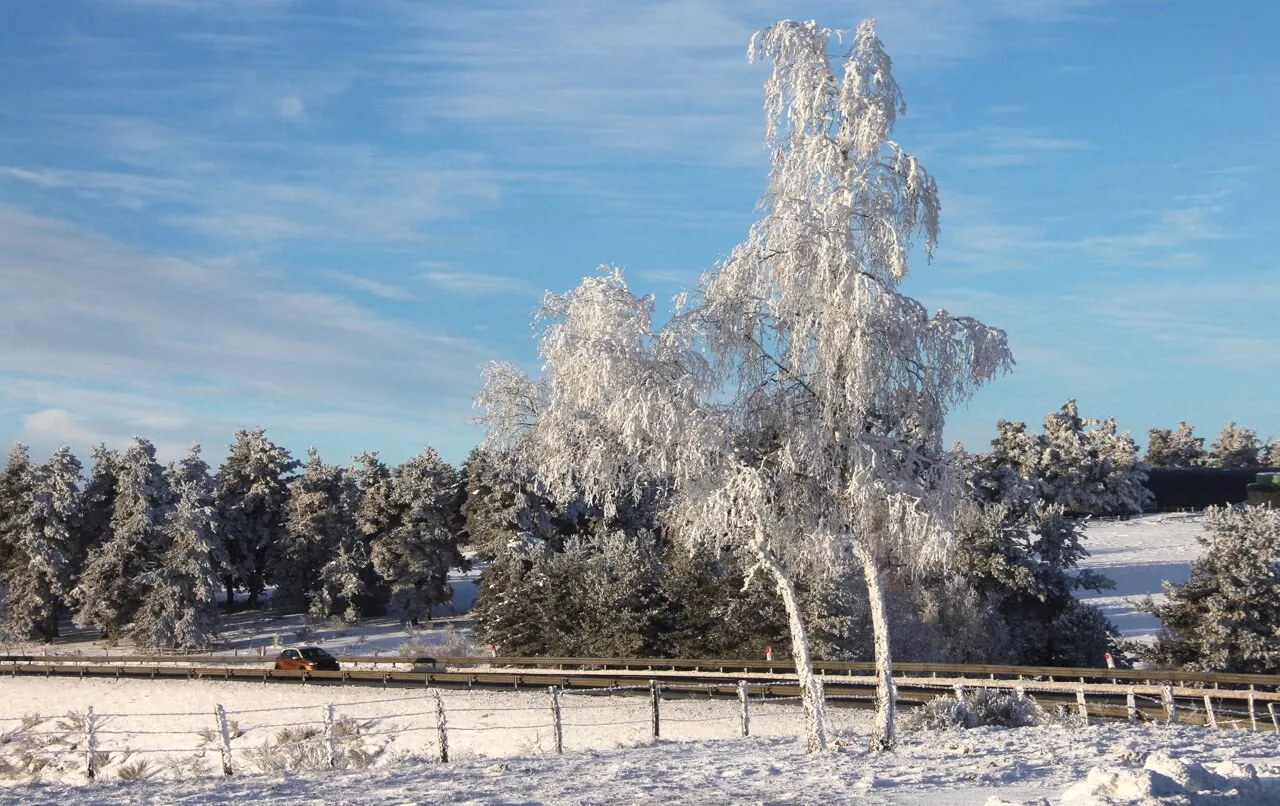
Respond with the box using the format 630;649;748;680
1203;695;1217;729
324;703;338;769
435;691;449;763
215;703;233;776
649;680;661;741
1162;686;1178;724
1126;688;1137;723
1075;687;1088;725
738;680;750;737
1248;689;1257;731
549;686;563;755
85;705;97;781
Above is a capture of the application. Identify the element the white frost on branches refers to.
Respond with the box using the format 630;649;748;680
477;18;1011;754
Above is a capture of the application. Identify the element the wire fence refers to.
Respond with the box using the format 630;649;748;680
2;677;1276;785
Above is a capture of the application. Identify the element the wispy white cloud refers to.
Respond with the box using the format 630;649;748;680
422;271;534;296
0;205;494;460
326;271;414;301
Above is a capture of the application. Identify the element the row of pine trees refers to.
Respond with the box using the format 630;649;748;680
0;403;1273;660
1143;420;1279;469
0;428;470;649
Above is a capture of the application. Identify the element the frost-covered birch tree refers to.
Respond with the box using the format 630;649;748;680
477;18;1011;753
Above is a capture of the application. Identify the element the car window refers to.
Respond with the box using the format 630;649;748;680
284;650;298;659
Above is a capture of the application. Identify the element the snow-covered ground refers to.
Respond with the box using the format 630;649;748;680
1;675;1277;804
7;512;1266;804
1078;514;1206;642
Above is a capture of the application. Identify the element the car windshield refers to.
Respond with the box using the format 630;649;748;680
299;648;333;660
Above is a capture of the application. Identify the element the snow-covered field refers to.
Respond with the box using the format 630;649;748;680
1078;514;1206;642
1;674;1277;804
8;513;1270;805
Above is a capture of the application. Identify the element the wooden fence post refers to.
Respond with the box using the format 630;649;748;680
738;680;750;737
324;703;338;769
548;686;563;755
1126;688;1137;723
435;691;449;763
1268;702;1279;733
1162;686;1178;724
1248;689;1257;731
1075;687;1089;726
85;706;97;781
1203;695;1218;729
649;680;661;741
215;704;233;777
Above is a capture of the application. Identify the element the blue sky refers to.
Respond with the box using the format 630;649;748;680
2;0;1277;468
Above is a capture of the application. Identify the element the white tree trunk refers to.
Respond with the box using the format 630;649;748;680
751;532;827;753
862;551;896;752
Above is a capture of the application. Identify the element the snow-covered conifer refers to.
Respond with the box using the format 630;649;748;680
1144;422;1207;468
74;437;171;643
1;446;83;641
477;18;1012;752
131;444;226;649
213;427;299;606
371;448;469;625
274;448;361;614
461;447;556;560
1262;438;1280;468
350;451;398;612
1144;504;1280;673
1208;420;1261;468
0;444;35;575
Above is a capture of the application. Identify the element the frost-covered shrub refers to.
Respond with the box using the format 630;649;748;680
904;688;1040;731
1142;504;1280;673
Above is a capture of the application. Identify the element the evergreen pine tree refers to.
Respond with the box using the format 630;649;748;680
0;445;37;640
73;437;171;643
1144;422;1207;468
1143;504;1280;673
1208;420;1262;468
460;447;556;560
2;446;83;641
213;427;299;607
275;448;338;611
75;445;121;577
371;447;469;625
131;444;226;649
350;451;397;613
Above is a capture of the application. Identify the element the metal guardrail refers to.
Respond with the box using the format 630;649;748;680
3;654;1278;691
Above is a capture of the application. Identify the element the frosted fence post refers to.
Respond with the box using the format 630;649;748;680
1162;687;1178;724
649;680;661;741
738;681;750;737
85;705;97;781
215;703;234;777
324;703;338;769
1203;695;1217;729
434;691;449;763
1268;702;1279;733
1075;688;1088;726
548;686;563;755
1126;688;1138;723
1247;689;1257;731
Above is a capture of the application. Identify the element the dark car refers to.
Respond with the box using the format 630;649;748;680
410;656;441;672
274;646;340;672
